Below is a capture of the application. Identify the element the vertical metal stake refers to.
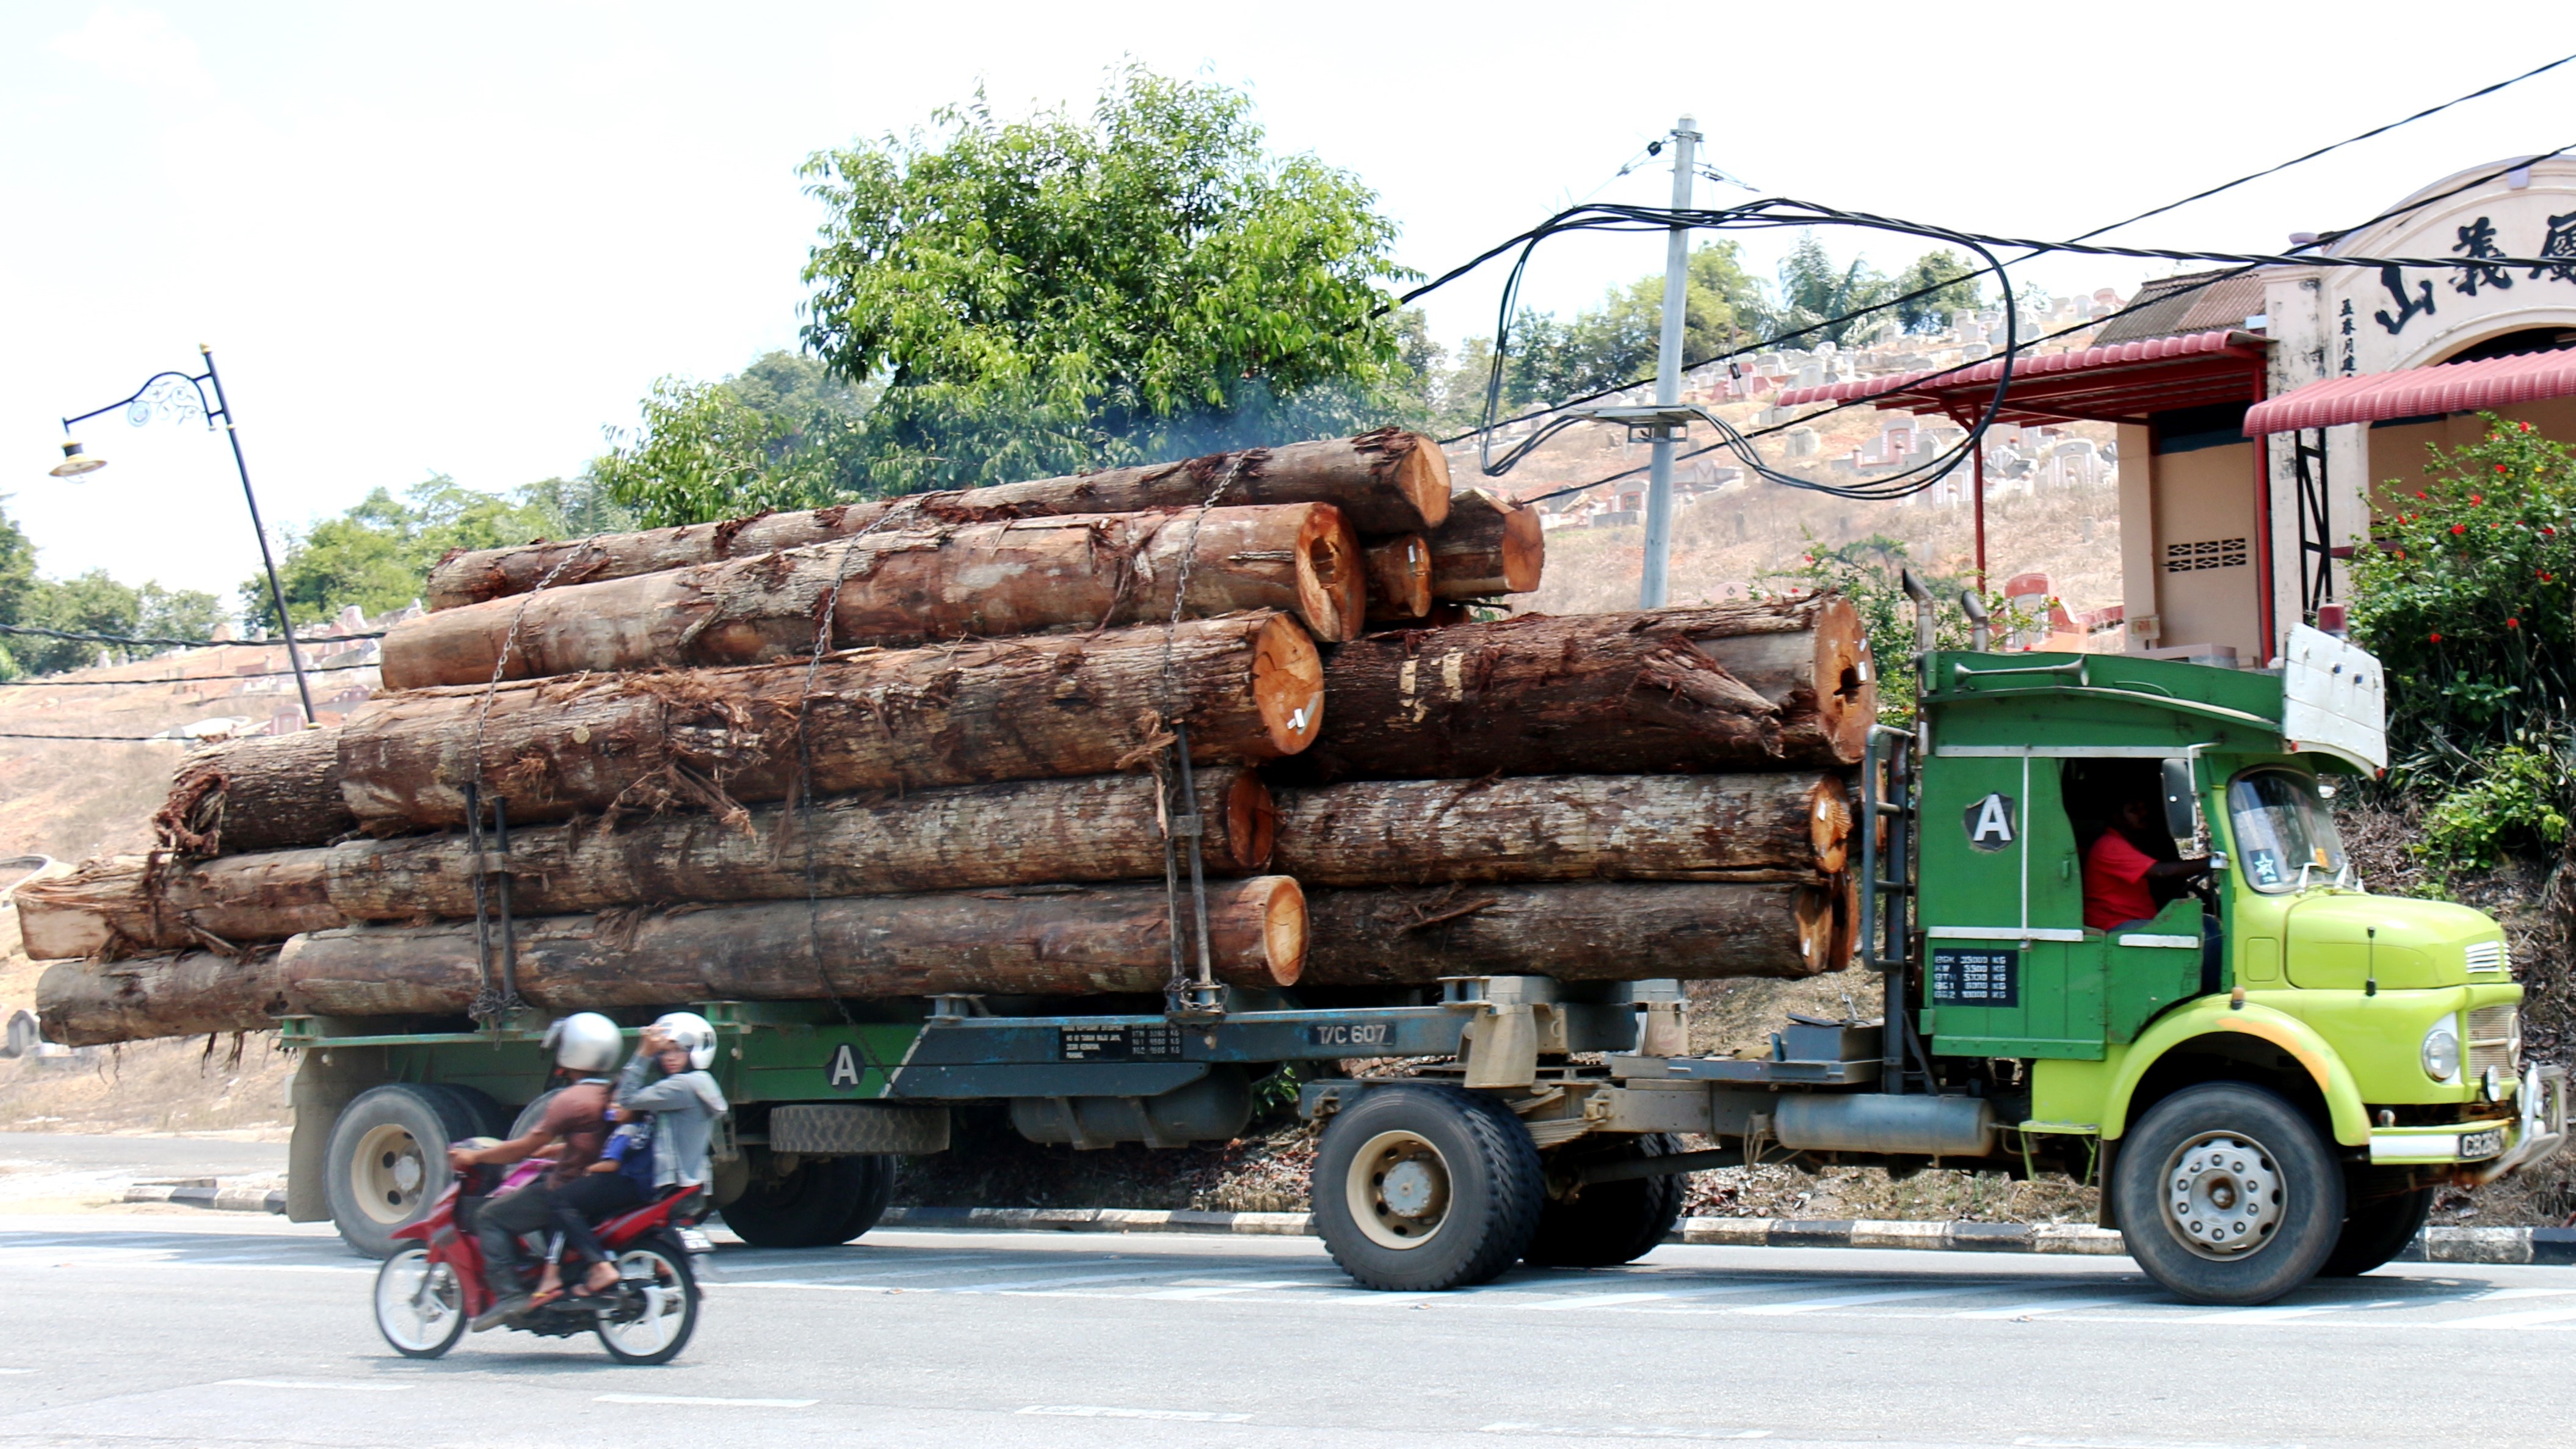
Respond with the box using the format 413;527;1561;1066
492;796;518;1010
1638;113;1699;610
1175;723;1217;1008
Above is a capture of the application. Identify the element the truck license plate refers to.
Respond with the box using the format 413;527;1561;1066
2459;1128;2505;1160
1309;1023;1390;1048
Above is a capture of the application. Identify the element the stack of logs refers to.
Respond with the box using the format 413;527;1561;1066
26;426;1874;1047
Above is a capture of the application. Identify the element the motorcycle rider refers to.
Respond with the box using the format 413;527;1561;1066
446;1012;621;1331
534;1012;728;1302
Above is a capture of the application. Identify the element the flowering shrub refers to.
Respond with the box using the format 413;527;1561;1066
2349;415;2576;785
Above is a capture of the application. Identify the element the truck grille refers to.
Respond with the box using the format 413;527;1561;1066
2467;1004;2520;1076
2465;940;2509;974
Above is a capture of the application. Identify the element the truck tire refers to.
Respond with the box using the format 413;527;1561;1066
507;1089;560;1141
1525;1133;1688;1268
719;1150;890;1248
2111;1083;2345;1306
1312;1084;1544;1291
326;1084;490;1259
2318;1185;2433;1277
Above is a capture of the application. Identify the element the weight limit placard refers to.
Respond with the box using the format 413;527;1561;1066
1929;947;2019;1008
1056;1023;1185;1062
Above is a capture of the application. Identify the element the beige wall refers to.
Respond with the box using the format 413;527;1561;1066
2117;422;2158;651
2149;440;2263;661
2366;396;2576;508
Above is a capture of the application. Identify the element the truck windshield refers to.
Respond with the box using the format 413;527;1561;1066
2227;769;2348;893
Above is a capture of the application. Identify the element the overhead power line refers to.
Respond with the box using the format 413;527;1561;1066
0;621;387;650
0;659;381;688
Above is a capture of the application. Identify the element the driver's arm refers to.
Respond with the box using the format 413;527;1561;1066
450;1127;556;1171
2146;857;2212;882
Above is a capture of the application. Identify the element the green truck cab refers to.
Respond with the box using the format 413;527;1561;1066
1912;621;2563;1300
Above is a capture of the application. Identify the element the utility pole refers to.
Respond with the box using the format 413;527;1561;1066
1639;114;1699;609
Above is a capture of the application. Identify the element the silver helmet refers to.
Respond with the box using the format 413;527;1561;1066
651;1011;718;1072
542;1012;622;1075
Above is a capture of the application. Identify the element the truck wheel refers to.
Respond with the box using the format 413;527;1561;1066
2111;1083;2345;1306
326;1084;489;1259
2318;1185;2433;1277
719;1151;888;1248
1525;1133;1688;1268
1312;1084;1543;1291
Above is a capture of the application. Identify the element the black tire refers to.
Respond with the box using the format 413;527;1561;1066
2318;1185;2433;1277
507;1088;561;1142
719;1152;890;1248
441;1083;511;1140
593;1238;699;1365
1311;1084;1544;1291
2111;1083;2345;1306
1525;1133;1688;1268
326;1084;488;1260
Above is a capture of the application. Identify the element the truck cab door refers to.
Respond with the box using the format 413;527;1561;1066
1916;753;2106;1059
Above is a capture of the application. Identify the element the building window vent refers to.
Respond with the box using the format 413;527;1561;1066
2164;539;2248;573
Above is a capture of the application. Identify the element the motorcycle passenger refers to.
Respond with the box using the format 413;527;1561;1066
447;1012;621;1330
534;1013;727;1302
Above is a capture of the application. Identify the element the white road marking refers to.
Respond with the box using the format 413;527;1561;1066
1479;1423;1769;1439
1136;1279;1320;1300
595;1393;818;1407
1732;1284;1993;1315
2434;1302;2576;1328
1950;1295;2147;1320
961;1269;1194;1293
1514;1282;1791;1312
217;1379;413;1392
1020;1405;1252;1422
714;1252;987;1277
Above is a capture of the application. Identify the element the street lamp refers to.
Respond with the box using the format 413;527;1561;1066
49;344;316;725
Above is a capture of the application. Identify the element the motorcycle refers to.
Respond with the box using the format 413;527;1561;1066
371;1169;713;1364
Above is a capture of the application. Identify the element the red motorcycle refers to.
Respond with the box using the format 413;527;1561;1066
372;1171;711;1364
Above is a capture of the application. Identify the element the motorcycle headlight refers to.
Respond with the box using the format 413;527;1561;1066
2422;1017;2461;1083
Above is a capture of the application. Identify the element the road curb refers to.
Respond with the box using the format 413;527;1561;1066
879;1206;2576;1263
122;1180;286;1215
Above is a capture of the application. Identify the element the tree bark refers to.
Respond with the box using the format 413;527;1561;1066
383;505;1363;690
426;430;1450;609
1272;773;1850;887
37;947;294;1047
1362;536;1432;622
15;851;341;959
1297;881;1843;986
325;768;1271;919
156;729;357;856
1277;595;1874;782
1424;487;1544;598
281;877;1307;1014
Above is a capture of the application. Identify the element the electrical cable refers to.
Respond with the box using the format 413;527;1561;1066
0;660;380;688
0;620;385;649
0;731;192;742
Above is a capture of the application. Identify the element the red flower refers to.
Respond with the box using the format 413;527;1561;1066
2509;618;2522;629
2547;526;2559;536
2542;572;2555;583
2430;631;2444;642
2496;464;2509;474
2472;493;2486;504
2452;523;2468;534
2522;421;2535;433
2417;490;2429;499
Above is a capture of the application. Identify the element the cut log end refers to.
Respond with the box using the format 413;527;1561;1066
1393;437;1453;531
1293;504;1368;644
1249;614;1325;757
1496;498;1544;593
1222;769;1278;874
1251;874;1308;986
1809;777;1854;876
1362;536;1433;621
1810;595;1876;766
1798;880;1841;977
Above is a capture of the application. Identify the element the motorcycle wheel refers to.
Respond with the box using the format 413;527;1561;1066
374;1247;466;1359
595;1239;698;1365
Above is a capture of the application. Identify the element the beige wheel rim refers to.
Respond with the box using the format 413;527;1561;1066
1345;1128;1453;1251
350;1122;430;1226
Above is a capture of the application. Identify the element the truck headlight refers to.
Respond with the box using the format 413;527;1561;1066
2422;1017;2461;1083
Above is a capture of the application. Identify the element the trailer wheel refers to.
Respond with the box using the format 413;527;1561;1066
2318;1184;2433;1277
2111;1083;2344;1306
326;1084;489;1259
719;1150;892;1248
1313;1084;1543;1291
1525;1133;1688;1268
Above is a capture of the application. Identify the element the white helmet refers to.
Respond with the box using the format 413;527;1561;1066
542;1012;622;1075
651;1011;717;1072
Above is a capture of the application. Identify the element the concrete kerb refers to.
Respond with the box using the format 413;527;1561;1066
122;1179;287;1215
878;1206;2576;1265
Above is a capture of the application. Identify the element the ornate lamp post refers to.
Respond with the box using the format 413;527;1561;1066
48;344;316;724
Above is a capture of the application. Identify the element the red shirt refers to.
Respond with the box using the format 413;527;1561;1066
2083;830;2163;932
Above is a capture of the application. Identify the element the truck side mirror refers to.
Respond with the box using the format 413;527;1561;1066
2160;758;2198;840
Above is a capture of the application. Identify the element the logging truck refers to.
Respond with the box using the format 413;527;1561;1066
285;608;2566;1307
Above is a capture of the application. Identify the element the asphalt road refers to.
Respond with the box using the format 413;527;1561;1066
0;1134;286;1178
4;1213;2575;1448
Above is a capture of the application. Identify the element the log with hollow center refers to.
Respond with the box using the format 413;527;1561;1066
1296;881;1844;985
1272;773;1850;887
15;850;342;959
425;430;1450;609
279;877;1307;1016
171;612;1319;846
37;946;294;1047
380;505;1362;690
326;768;1272;919
1279;595;1873;782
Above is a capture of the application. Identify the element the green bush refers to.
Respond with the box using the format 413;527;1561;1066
2416;739;2570;871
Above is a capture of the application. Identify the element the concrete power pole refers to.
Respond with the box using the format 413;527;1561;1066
1638;114;1700;609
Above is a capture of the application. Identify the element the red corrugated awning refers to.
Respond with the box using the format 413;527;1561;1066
2242;347;2576;435
1772;329;2269;426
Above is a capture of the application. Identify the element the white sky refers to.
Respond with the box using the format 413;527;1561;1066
5;1;2574;601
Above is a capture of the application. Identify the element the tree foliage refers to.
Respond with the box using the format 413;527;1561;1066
0;497;224;676
1893;249;1986;333
593;352;871;529
245;474;630;629
793;65;1413;498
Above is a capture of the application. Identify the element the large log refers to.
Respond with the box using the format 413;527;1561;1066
426;430;1451;609
1273;773;1849;887
281;877;1307;1014
326;768;1272;920
1424;487;1543;599
1297;881;1843;986
15;851;341;959
382;505;1363;690
1279;596;1873;783
1362;536;1432;622
156;729;357;856
37;947;294;1047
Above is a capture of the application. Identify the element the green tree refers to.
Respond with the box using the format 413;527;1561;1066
245;476;557;629
793;65;1410;500
1892;249;1985;333
0;498;37;627
16;570;140;674
593;352;871;529
1774;234;1892;349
